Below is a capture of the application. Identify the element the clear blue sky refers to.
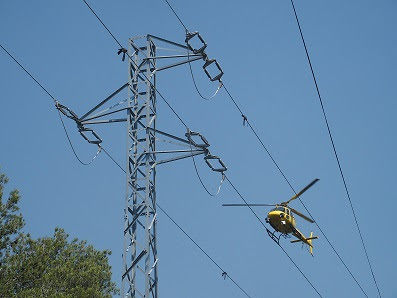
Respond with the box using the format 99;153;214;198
1;1;396;297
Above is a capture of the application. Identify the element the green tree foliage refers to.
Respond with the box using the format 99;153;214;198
0;171;119;297
0;171;24;261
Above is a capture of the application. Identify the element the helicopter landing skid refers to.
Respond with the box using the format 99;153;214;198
266;229;290;245
266;229;281;245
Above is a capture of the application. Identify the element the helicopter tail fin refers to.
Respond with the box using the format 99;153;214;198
308;232;313;255
290;230;318;255
307;232;319;256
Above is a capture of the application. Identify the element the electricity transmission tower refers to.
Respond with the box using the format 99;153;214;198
57;34;226;298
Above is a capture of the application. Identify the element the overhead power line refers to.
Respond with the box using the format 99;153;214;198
81;1;323;295
224;83;369;298
288;1;381;297
2;5;322;297
175;7;223;101
105;140;322;297
158;0;379;297
187;54;223;101
163;0;189;32
224;174;322;297
0;44;55;101
1;39;253;298
100;146;253;298
157;203;252;298
83;0;224;197
1;3;360;297
82;0;189;129
0;43;101;166
158;1;376;297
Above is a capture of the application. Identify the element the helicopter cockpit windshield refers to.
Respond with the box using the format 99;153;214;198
271;206;285;212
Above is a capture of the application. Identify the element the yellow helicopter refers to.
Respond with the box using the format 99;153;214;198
223;179;319;255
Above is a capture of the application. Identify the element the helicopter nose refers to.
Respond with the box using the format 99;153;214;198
268;212;279;222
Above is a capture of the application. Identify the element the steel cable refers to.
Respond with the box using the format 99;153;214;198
100;146;253;298
159;0;372;296
224;174;323;298
0;43;101;166
1;39;254;298
81;1;369;296
82;0;225;198
289;0;381;296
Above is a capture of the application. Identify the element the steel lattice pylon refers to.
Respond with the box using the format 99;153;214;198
122;35;158;298
121;35;212;297
56;34;225;298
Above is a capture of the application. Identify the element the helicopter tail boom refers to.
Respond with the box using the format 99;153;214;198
290;231;318;255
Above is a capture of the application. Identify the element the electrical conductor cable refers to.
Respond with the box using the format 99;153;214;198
99;146;253;298
1;40;253;298
288;0;381;296
158;1;371;296
0;43;101;166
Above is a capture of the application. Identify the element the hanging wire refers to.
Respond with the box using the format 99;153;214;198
80;2;363;296
157;0;372;296
83;0;189;129
86;0;225;193
82;0;225;197
1;2;366;296
223;78;369;298
0;44;55;101
1;37;253;297
189;149;225;197
163;0;189;32
156;203;252;298
163;0;224;100
288;1;381;296
187;58;223;100
57;111;102;166
83;0;224;191
0;43;102;166
187;131;225;197
224;174;323;298
186;44;223;100
97;145;253;298
2;6;318;296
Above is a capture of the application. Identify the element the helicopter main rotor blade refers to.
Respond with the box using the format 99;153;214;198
222;204;277;207
283;178;319;205
290;207;315;223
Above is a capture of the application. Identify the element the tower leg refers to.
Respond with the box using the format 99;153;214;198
122;35;158;298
